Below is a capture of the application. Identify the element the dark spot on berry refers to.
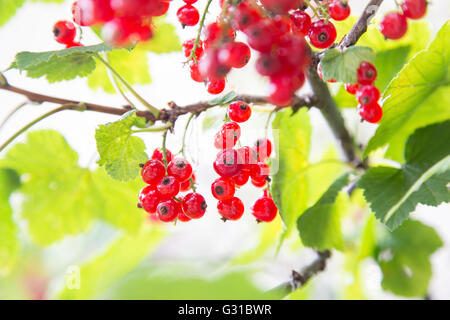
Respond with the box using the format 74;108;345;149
139;163;145;168
221;216;228;222
201;201;207;211
362;97;370;105
53;27;60;37
176;160;186;169
318;32;328;42
215;186;224;195
240;103;248;111
162;177;171;185
365;70;375;78
137;203;142;209
159;206;168;215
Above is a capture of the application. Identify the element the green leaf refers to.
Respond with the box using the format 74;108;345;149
0;168;20;275
364;21;450;161
0;130;146;245
12;44;111;83
358;121;450;230
58;224;165;299
297;173;350;251
321;46;375;83
96;110;148;181
0;0;24;26
208;91;238;106
377;220;442;297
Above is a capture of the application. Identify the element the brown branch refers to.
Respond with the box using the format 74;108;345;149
266;250;331;298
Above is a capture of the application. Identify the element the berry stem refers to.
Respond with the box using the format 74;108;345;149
0;100;30;131
94;53;159;117
162;129;169;167
179;113;195;158
131;122;173;134
187;0;214;63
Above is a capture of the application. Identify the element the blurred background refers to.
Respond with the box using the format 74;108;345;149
0;0;449;299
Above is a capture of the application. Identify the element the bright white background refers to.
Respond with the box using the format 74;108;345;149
0;0;449;299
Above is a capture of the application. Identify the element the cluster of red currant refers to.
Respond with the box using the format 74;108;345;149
69;0;170;46
379;0;428;40
211;101;278;223
344;61;382;123
177;0;200;27
138;148;207;223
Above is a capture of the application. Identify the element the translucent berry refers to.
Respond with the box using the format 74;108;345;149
53;21;76;45
251;179;267;188
153;1;171;17
215;122;241;149
345;83;360;95
217;197;245;221
182;192;207;219
252;197;278;222
207;78;226;95
157;176;180;198
290;10;311;36
232;2;262;31
152;148;173;163
329;0;351;21
218;42;251;69
260;0;303;14
139;188;161;214
308;19;337;49
357;62;377;85
177;210;192;222
214;149;242;178
237;146;259;167
204;22;235;48
177;5;200;27
358;103;383;123
255;54;282;76
211;178;236;201
183;38;204;58
189;62;206;83
254;138;273;161
233;170;250;186
141;159;165;185
199;50;231;81
180;174;195;192
402;0;427;20
167;158;193;182
356;85;380;106
250;162;270;182
157;199;180;222
245;19;281;53
379;12;408;40
228;101;252;123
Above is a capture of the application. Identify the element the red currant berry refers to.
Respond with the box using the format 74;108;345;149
260;0;303;14
268;76;296;107
402;0;427;20
214;149;242;178
66;41;83;48
358;103;383;123
177;5;200;27
141;159;165;185
204;22;235;48
206;78;226;95
151;148;173;164
157;176;180;198
111;0;159;17
308;19;337;49
290;10;311;36
183;0;198;4
183;38;204;58
244;19;281;53
328;0;351;21
75;0;114;25
152;1;171;17
228;101;252;123
189;62;206;83
232;170;250;186
254;138;273;161
167;158;193;182
199;50;231;80
237;146;259;167
139;185;155;203
345;83;360;95
255;53;282;77
217;197;245;221
139;188;161;214
180;174;195;192
53;21;76;45
177;210;192;222
232;2;262;31
357;62;377;85
251;178;267;188
215;122;241;149
182;193;207;219
157;199;180;222
379;12;408;40
250;162;270;182
356;85;380;106
252;197;278;222
218;41;251;69
211;178;236;201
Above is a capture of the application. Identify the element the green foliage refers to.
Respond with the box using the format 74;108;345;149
0;130;146;246
208;92;238;106
365;21;450;161
58;224;165;299
377;220;442;297
359;121;450;230
297;174;350;251
321;46;375;83
95;110;148;181
0;169;20;274
0;0;65;26
11;44;111;82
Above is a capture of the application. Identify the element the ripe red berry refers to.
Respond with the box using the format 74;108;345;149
215;122;241;149
357;62;377;85
214;149;242;178
180;174;195;192
211;178;236;201
183;0;198;4
379;12;408;40
183;38;204;58
75;0;114;25
232;2;262;31
189;62;206;82
182;193;207;219
245;19;281;53
217;197;245;221
141;160;165;185
177;210;192;222
237;146;258;167
66;41;83;48
157;199;180;222
53;21;76;45
251;179;267;188
250;162;270;182
356;85;380;106
206;78;226;95
139;185;155;203
153;1;171;17
157;176;180;198
308;19;337;49
111;0;159;17
260;0;303;14
254;138;273;161
268;75;297;106
199;50;231;80
228;101;252;123
167;158;193;182
345;83;360;95
358;103;383;123
152;148;173;164
232;170;250;186
290;10;311;36
177;5;200;27
402;0;427;20
204;22;235;48
102;17;152;46
255;54;282;77
329;0;351;21
139;188;161;214
218;42;251;69
252;197;278;222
